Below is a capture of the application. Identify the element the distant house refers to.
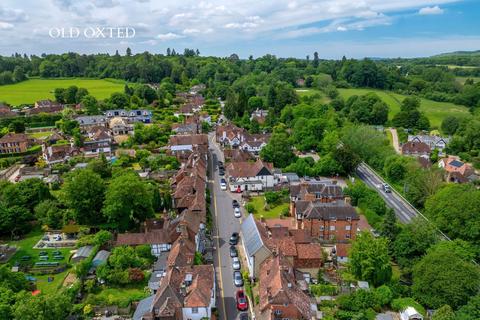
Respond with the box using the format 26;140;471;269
240;133;270;154
401;141;431;158
71;245;93;263
0;133;34;154
408;135;449;155
75;115;108;131
290;181;344;203
250;108;269;124
0;104;17;118
223;149;255;163
109;117;133;136
240;214;273;278
226;159;275;192
334;243;350;264
168;134;208;158
105;109;152;123
27;100;63;115
400;307;423;320
216;123;245;147
439;156;478;183
83;126;112;157
42;143;78;165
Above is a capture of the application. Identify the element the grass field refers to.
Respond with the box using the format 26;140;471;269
86;283;150;307
337;88;470;128
296;89;331;104
247;196;289;219
455;76;480;84
0;78;125;106
28;131;54;139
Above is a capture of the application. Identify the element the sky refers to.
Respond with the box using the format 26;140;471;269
0;0;479;59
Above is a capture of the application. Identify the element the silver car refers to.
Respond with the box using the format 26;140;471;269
233;271;243;287
232;257;241;270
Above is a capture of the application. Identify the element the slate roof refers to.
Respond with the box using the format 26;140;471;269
241;214;270;257
295;200;359;220
290;182;344;199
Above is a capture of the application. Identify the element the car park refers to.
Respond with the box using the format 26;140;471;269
229;245;238;257
233;271;243;287
229;232;239;245
234;207;241;218
232;257;241;270
236;290;248;311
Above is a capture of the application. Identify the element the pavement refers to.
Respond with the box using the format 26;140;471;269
208;132;244;320
356;162;418;224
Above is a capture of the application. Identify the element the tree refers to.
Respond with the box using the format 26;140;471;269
12;66;26;82
75;87;89;103
63;85;79;104
424;184;480;245
54;88;66;103
380;209;398;251
441;116;460;135
412;247;480;309
81;95;99;115
126;47;132;56
405;167;444;208
62;169;105;225
13;291;72;320
260;124;296;168
103;172;154;231
109;92;130;109
34;199;64;229
313;51;319;67
349;231;392;287
8;120;25;133
224;89;237;120
333;145;361;175
383;155;408;181
432;305;455;320
456;295;480;320
392;96;430;130
393;218;439;269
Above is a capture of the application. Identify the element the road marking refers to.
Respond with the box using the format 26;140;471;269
211;157;228;320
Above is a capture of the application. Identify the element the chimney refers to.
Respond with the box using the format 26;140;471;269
345;197;351;205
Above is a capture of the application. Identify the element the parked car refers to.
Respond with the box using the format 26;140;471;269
230;245;238;257
232;199;240;208
220;178;227;191
383;183;391;193
232;257;241;270
233;271;243;287
236;290;248;311
229;232;239;245
238;312;250;320
219;169;225;176
234;207;241;218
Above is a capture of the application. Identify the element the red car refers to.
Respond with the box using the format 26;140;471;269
236;290;248;311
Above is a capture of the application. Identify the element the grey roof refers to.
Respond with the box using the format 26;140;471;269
241;214;265;257
72;245;94;259
296;201;359;220
133;294;154;320
92;250;110;267
408;135;450;148
153;251;168;272
376;313;394;320
148;270;165;291
283;173;300;182
75;115;107;125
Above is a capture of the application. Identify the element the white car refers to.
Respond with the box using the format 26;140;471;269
220;178;227;191
232;257;241;270
234;207;241;218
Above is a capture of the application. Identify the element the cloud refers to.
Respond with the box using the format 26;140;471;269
418;5;444;15
0;7;28;22
224;16;264;30
156;32;185;41
0;21;14;30
93;0;119;8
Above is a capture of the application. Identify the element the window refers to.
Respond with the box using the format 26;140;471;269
346;234;351;239
319;225;325;231
192;307;198;314
330;225;336;231
345;225;351;231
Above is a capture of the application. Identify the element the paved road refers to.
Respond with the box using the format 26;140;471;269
356;163;418;223
208;133;243;320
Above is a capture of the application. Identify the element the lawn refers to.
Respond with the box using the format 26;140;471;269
35;270;69;295
7;228;74;266
296;89;331;104
0;78;125;106
247;196;289;219
337;88;470;128
86;284;150;308
28;131;54;139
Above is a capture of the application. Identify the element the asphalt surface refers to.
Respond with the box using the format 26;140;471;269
208;133;243;320
356;162;418;224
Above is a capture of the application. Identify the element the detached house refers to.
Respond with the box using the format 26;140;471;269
75;115;108;132
250;108;269;124
240;133;270;154
226;159;275;192
83;126;112;157
408;135;450;155
42;143;78;165
27;100;64;115
0;133;34;154
401;141;431;158
439;156;478;183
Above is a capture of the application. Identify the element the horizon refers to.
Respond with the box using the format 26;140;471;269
1;0;479;59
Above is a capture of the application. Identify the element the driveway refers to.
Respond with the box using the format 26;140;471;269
389;128;401;154
208;133;244;320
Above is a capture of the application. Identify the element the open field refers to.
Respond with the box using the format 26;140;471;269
247;196;289;219
455;76;480;84
296;89;331;104
337;88;470;128
436;64;480;69
0;78;125;106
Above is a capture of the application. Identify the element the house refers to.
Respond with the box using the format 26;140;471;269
189;84;206;94
0;133;34;154
223;149;255;163
401;141;431;157
400;307;423;320
293;200;359;242
109;117;133;136
27;100;64;115
408;135;450;155
250;108;269;124
82;126;112;157
258;254;316;320
133;264;215;320
172;122;199;135
168;134;208;158
0;104;17;118
334;243;350;264
216;123;246;147
290;181;344;203
71;245;93;263
241;214;273;279
240;133;270;154
116;229;177;257
226;159;275;192
105;109;152;123
75;115;108;131
42;143;78;165
439;156;478;183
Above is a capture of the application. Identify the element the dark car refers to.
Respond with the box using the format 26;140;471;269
229;245;238;257
236;290;248;311
383;183;391;193
232;199;240;208
229;232;239;245
238;313;250;320
219;169;225;176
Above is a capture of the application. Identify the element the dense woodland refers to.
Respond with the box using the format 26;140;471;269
0;49;480;319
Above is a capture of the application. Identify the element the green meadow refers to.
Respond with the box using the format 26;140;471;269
0;78;125;106
297;88;470;128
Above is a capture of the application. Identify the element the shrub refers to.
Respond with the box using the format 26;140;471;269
391;298;426;316
310;284;338;296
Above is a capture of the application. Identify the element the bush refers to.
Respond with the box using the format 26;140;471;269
245;203;256;214
391;298;425;316
264;191;282;205
310;284;338;296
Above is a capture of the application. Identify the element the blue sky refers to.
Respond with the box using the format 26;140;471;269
0;0;479;58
